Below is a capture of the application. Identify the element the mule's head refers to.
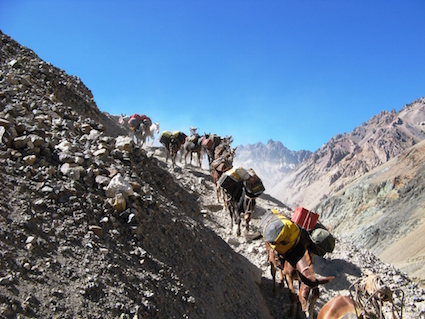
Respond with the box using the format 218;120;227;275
298;272;335;319
118;113;127;125
299;283;320;319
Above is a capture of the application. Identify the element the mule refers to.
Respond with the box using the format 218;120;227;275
211;158;232;203
317;274;401;319
168;137;183;167
223;187;256;236
284;250;335;319
118;113;129;127
119;113;154;146
213;136;234;160
183;133;204;167
266;244;334;319
160;132;187;168
211;146;236;203
202;134;222;168
317;295;358;319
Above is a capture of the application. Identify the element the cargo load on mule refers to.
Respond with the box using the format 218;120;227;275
128;114;151;131
308;227;335;257
260;208;301;255
172;130;187;144
211;157;232;172
291;206;319;231
218;167;265;199
243;168;265;197
201;136;214;149
218;167;249;200
159;131;172;146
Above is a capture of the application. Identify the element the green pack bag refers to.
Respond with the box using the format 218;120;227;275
309;228;336;256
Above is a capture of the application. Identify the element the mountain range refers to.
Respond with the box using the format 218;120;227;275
233;139;311;191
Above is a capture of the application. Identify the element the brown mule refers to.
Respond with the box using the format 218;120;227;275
266;243;335;319
317;295;358;319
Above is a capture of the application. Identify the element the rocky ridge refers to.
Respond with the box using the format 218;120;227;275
1;30;425;318
269;99;425;210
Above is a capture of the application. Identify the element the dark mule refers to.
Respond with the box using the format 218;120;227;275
224;187;256;236
266;243;334;319
168;137;183;167
160;131;187;167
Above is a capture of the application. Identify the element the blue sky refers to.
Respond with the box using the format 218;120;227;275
1;1;424;151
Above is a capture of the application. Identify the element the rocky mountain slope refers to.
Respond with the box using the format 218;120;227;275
0;29;271;318
1;30;425;318
315;138;425;285
269;99;425;210
233;140;311;192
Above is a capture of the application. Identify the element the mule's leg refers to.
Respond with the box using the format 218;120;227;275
284;274;301;319
227;200;234;230
270;261;278;296
141;130;146;145
196;150;201;167
172;151;177;167
217;184;223;204
228;198;241;236
243;211;251;235
236;212;242;236
184;149;188;165
278;268;285;290
245;198;254;233
266;247;282;296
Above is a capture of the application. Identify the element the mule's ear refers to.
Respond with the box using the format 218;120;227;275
318;276;335;285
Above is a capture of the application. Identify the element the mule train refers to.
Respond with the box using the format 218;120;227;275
118;115;407;319
119;113;159;146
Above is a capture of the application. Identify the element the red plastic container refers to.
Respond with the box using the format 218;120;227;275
291;206;319;231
